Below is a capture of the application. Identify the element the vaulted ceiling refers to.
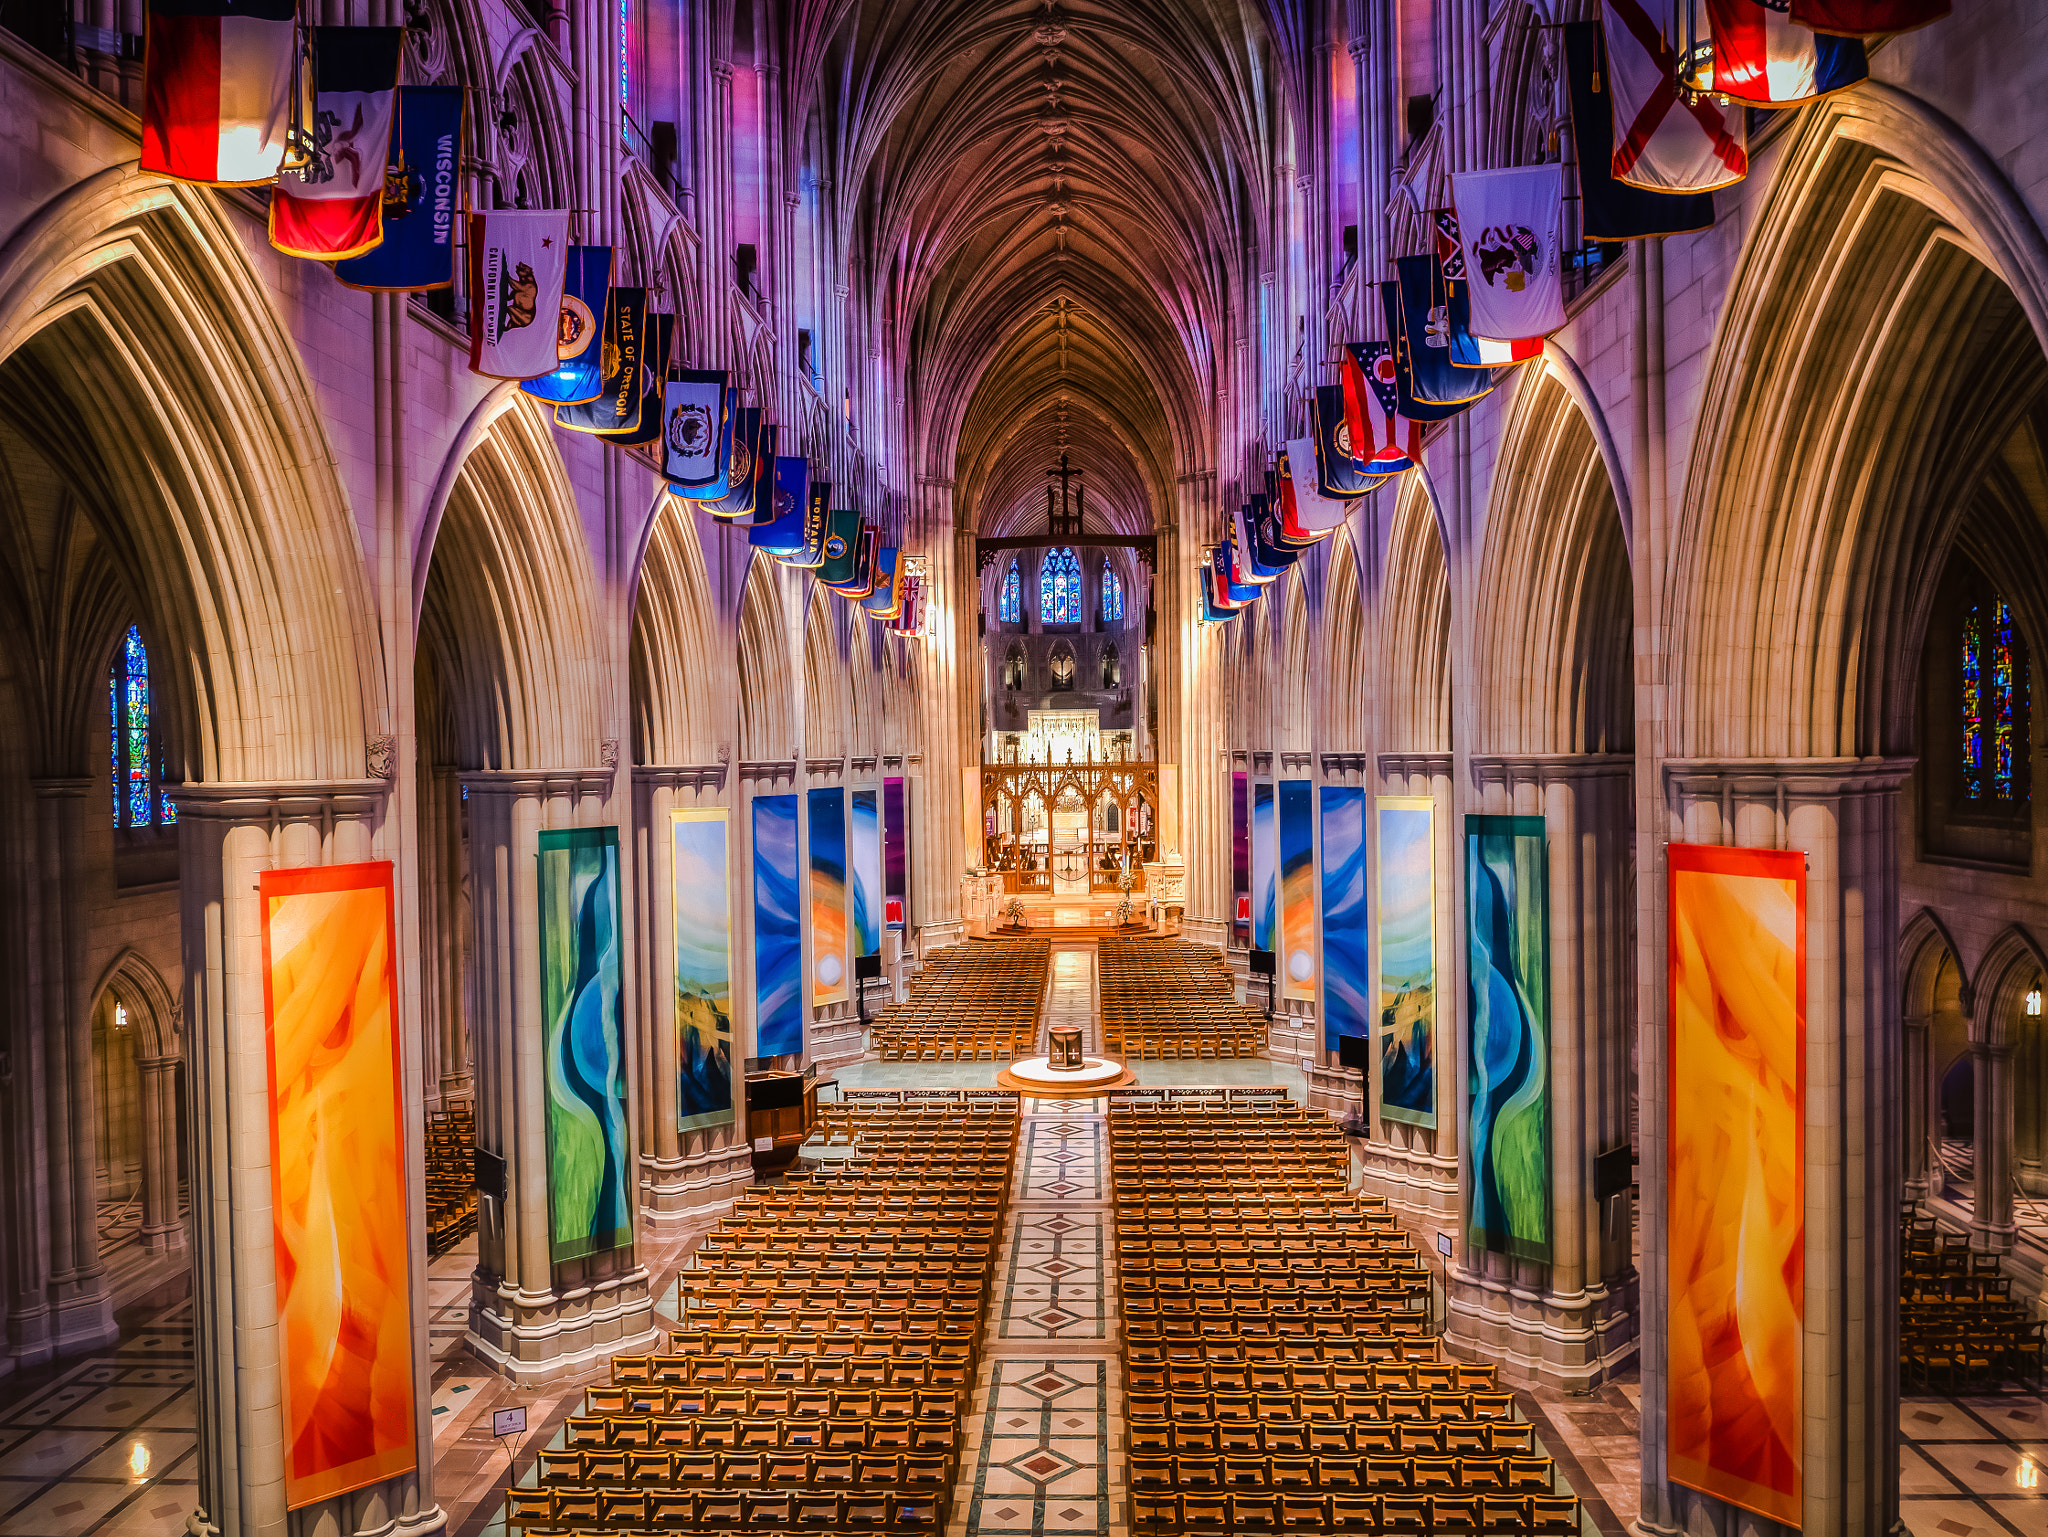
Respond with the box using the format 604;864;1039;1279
785;0;1308;537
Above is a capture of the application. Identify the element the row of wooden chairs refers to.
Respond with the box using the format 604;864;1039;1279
508;1487;944;1530
1128;1421;1538;1459
540;1449;951;1487
591;1380;960;1415
1899;1204;2046;1391
1127;1336;1439;1367
1130;1448;1551;1492
869;938;1049;1062
1128;1391;1517;1425
425;1102;476;1255
661;1329;973;1364
561;1417;957;1456
1130;1361;1496;1395
1130;1489;1582;1534
1099;937;1270;1058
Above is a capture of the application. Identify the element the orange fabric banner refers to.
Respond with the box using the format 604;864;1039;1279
1667;844;1804;1528
261;862;417;1509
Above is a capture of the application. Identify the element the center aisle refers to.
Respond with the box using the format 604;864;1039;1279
954;996;1124;1537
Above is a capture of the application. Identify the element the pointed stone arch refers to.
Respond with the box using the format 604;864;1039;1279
1317;526;1368;756
1276;571;1311;756
631;501;721;766
737;556;795;762
803;586;850;760
1379;476;1450;756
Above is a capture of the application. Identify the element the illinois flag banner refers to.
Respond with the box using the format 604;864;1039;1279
1790;0;1946;33
334;87;465;291
1701;0;1867;106
269;28;404;261
662;371;731;488
141;0;296;186
467;210;570;379
1603;0;1748;193
520;246;612;405
1450;167;1566;343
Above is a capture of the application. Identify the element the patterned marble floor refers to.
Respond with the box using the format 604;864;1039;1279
1901;1393;2048;1537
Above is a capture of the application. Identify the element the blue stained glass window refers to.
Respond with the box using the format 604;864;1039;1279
1961;591;2030;807
998;560;1021;624
1101;562;1124;623
110;626;172;828
1040;547;1082;625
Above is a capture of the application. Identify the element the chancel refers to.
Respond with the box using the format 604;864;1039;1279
0;3;2041;1536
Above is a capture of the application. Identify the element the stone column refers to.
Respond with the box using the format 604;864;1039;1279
1656;757;1910;1537
1448;755;1638;1391
1902;1009;1931;1205
174;779;442;1537
463;769;657;1386
1972;1039;2016;1252
134;1050;185;1253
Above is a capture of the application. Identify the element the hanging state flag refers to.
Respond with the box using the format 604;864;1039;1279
140;0;296;186
846;525;880;598
737;426;777;526
1249;498;1300;573
864;547;903;617
1274;447;1338;544
1429;210;1544;367
1383;278;1494;414
268;28;404;260
333;87;464;290
1700;0;1867;106
468;210;570;380
594;312;672;447
1344;344;1422;474
1448;169;1567;342
519;245;612;404
1562;24;1715;243
555;287;645;434
1200;565;1236;624
751;457;809;553
892;571;927;635
661;373;730;490
1313;384;1379;495
1603;0;1747;193
706;410;765;518
1789;0;1947;34
1220;535;1261;603
818;510;861;586
783;481;831;568
1233;505;1282;584
1284;439;1356;535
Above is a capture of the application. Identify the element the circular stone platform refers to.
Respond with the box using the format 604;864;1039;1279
995;1055;1138;1097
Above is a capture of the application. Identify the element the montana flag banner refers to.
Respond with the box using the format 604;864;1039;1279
468;210;570;380
783;480;831;568
554;286;645;434
1314;384;1382;494
268;28;404;261
663;372;731;491
1383;276;1494;413
141;0;296;186
334;87;465;291
1448;168;1566;342
1563;24;1716;242
519;246;612;404
751;457;809;553
1790;0;1946;33
1341;347;1420;474
594;312;672;447
1284;438;1355;535
1603;0;1748;192
1700;0;1867;105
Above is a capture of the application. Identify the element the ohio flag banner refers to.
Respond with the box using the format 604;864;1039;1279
1702;0;1867;106
268;28;404;261
467;211;570;380
141;0;296;186
1603;0;1748;193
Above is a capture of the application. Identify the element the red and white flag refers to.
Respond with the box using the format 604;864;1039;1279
140;0;297;185
1790;0;1948;34
1702;0;1869;106
1283;439;1352;537
269;28;403;260
467;211;571;380
1602;0;1748;193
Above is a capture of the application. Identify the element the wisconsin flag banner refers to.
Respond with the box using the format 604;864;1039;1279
662;372;730;489
555;287;645;434
1790;0;1947;33
468;211;570;380
1449;168;1566;342
141;0;296;186
520;246;612;405
269;28;404;260
1701;0;1867;105
1603;0;1747;193
752;457;809;553
1562;24;1715;242
334;87;465;291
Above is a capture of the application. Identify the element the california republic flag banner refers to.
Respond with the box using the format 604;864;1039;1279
467;211;570;379
140;0;297;185
268;28;404;261
1602;0;1747;193
1450;166;1567;342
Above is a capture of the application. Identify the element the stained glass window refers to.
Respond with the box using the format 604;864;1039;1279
1961;590;2029;806
998;560;1021;623
1040;546;1082;625
109;626;172;829
1101;561;1124;623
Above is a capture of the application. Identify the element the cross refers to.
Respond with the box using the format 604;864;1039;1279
1046;452;1083;536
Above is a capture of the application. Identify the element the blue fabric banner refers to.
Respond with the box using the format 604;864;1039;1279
751;794;802;1058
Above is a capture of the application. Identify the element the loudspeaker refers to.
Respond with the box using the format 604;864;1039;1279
1247;947;1277;976
1337;1034;1371;1070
